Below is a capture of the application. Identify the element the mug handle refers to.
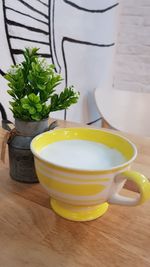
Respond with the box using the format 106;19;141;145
108;171;150;206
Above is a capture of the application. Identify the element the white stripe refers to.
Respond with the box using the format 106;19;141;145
36;159;113;180
36;167;109;186
6;9;49;31
41;183;106;204
8;26;49;42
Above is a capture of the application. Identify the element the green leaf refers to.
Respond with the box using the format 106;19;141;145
28;93;39;103
49;87;79;112
36;103;42;112
22;103;30;110
5;74;13;82
31;114;41;121
7;90;16;98
37;84;46;90
21;98;28;105
29;107;36;114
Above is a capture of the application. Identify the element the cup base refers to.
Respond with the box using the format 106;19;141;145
50;199;109;221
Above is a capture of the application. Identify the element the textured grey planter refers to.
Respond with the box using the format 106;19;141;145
8;118;49;183
15;118;49;136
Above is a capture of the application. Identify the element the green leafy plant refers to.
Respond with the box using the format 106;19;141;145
5;47;79;121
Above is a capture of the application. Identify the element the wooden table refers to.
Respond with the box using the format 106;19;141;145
0;119;150;267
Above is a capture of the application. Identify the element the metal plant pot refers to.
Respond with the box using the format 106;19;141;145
8;118;49;183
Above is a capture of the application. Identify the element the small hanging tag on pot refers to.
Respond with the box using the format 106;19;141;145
1;131;10;163
0;126;16;163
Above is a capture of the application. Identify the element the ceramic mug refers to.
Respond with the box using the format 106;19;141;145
31;128;150;221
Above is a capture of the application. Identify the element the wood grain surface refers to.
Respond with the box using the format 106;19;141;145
0;119;150;267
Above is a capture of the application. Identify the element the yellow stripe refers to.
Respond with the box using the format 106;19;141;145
42;184;105;204
37;167;109;185
35;157;128;175
37;171;106;196
36;161;110;183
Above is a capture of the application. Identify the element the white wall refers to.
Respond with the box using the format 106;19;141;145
2;1;150;122
0;0;119;123
114;0;150;92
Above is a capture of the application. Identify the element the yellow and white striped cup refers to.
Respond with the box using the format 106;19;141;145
31;128;150;221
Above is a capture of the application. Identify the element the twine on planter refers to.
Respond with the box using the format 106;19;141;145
1;131;10;163
1;127;24;163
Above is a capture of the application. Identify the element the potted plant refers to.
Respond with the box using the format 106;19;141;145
4;47;79;183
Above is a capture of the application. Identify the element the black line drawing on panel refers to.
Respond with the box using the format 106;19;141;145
6;20;49;35
9;36;49;46
36;0;48;8
2;0;51;65
15;0;49;19
61;37;114;121
63;1;119;13
61;37;115;86
51;0;62;73
5;7;49;25
1;0;119;121
0;70;5;76
2;0;16;64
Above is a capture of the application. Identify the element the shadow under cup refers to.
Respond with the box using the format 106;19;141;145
31;128;150;221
